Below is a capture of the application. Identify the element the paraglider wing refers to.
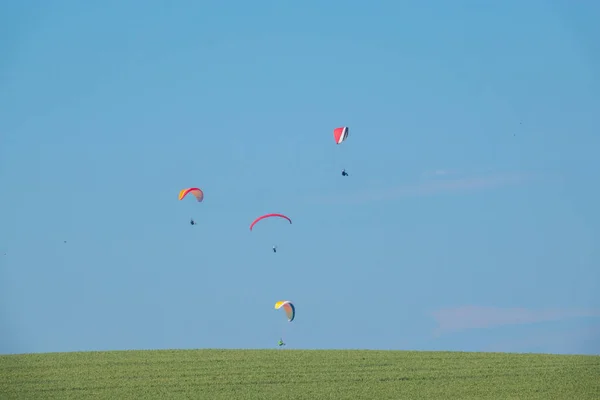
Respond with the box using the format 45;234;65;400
179;188;204;202
275;300;295;322
249;213;292;231
333;126;349;145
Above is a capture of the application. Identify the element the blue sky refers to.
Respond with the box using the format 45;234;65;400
1;1;599;355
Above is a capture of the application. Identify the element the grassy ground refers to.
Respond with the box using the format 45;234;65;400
1;349;599;399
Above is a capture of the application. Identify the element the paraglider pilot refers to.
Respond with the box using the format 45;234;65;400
341;169;348;176
278;338;285;346
190;218;196;226
273;245;277;253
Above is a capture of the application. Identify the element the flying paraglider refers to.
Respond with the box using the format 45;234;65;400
274;300;295;346
250;213;292;253
333;126;350;176
179;187;204;226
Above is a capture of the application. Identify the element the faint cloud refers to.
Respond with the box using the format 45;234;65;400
482;325;600;355
307;171;531;205
432;305;600;336
422;169;455;177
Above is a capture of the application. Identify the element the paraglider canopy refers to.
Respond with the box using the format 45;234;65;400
275;300;295;322
179;188;204;202
333;126;349;145
249;213;292;231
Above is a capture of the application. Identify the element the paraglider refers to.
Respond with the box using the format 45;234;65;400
333;126;350;176
275;300;295;346
179;187;204;225
250;213;292;252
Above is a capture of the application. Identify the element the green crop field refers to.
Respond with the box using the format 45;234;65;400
1;349;599;399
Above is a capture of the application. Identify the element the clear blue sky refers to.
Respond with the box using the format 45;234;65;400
1;1;599;355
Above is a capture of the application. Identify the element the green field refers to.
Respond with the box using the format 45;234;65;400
1;349;599;399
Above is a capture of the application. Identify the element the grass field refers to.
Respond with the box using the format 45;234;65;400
1;349;599;399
